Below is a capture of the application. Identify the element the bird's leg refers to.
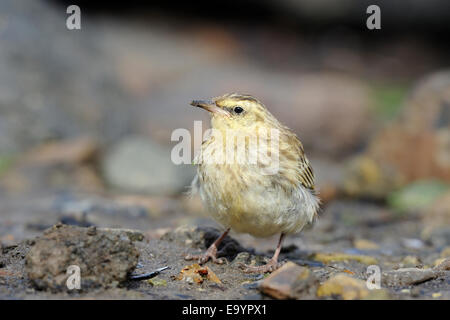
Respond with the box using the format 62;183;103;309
185;228;230;265
241;233;285;273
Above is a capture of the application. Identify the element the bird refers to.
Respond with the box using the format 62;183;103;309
185;93;320;273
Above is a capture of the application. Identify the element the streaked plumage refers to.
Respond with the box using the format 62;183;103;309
187;93;320;272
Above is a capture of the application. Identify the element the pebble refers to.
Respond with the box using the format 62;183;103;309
259;262;318;299
317;273;369;300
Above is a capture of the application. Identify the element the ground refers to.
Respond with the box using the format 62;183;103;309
0;191;448;300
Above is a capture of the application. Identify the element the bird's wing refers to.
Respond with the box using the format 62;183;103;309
297;151;315;191
284;130;315;191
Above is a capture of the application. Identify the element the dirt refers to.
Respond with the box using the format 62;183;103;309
25;223;140;291
0;191;449;300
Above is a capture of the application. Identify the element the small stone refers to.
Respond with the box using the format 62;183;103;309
259;262;318;300
242;280;262;290
87;226;97;236
410;287;421;297
401;289;411;294
313;252;378;265
147;277;167;287
317;274;369;300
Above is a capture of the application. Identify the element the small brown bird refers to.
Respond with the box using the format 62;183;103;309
186;93;320;273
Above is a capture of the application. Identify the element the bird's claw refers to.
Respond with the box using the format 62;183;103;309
239;259;283;274
184;244;226;265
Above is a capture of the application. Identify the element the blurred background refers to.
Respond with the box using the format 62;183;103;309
0;0;449;297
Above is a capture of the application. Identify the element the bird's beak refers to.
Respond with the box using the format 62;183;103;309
190;99;230;117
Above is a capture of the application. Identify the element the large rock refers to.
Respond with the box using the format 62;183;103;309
102;136;194;194
344;71;450;198
382;267;446;287
25;224;140;292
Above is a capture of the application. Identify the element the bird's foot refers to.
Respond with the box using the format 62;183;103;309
184;244;226;265
240;258;283;274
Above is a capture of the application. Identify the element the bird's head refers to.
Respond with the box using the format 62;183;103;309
190;93;278;131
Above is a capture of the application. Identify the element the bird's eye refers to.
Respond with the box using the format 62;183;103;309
234;106;244;114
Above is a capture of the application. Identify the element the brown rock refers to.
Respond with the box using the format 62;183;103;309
259;262;318;299
25;224;140;292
